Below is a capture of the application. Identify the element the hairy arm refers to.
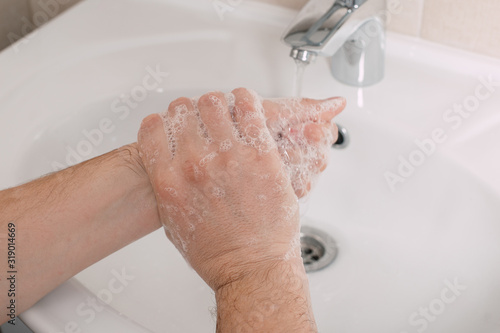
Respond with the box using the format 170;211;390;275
215;258;317;332
0;144;160;322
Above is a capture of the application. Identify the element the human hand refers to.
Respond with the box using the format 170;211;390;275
137;88;344;291
263;96;345;197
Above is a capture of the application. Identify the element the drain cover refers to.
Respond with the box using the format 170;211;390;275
300;225;338;273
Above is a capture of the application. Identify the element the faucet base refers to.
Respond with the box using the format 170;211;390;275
330;18;385;87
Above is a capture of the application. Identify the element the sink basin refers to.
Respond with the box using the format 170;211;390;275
1;0;500;332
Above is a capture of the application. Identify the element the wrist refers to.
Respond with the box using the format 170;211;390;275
215;258;317;333
110;143;161;230
114;143;150;185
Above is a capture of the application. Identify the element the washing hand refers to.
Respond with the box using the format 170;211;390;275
138;88;345;332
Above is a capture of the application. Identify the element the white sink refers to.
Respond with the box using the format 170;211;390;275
1;0;500;332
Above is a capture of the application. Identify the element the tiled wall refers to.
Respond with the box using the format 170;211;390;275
1;0;499;58
421;0;500;58
259;0;500;58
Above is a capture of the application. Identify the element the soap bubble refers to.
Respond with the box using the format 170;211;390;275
150;89;343;264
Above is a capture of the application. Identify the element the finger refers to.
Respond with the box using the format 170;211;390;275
292;174;312;199
262;100;292;142
307;151;328;173
232;88;275;153
330;122;339;144
167;97;207;147
168;97;212;178
197;92;234;144
282;143;302;166
302;123;338;145
303;123;324;144
138;113;172;169
282;125;329;171
263;97;346;127
300;96;346;122
168;97;217;183
138;114;181;200
317;158;328;172
262;99;294;138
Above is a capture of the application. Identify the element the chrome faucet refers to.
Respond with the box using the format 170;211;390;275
282;0;386;87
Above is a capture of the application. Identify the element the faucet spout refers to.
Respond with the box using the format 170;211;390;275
282;0;386;86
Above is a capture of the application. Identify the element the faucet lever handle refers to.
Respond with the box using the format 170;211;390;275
303;2;350;46
338;0;368;9
294;0;372;48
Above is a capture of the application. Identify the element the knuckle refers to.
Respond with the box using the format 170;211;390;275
156;178;180;201
139;114;160;133
182;160;206;183
198;91;224;107
231;87;249;96
235;95;254;111
168;97;193;115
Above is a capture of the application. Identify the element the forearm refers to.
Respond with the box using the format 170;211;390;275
215;258;318;333
0;144;160;319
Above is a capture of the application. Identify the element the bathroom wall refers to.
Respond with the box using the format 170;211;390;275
0;0;499;58
420;0;500;58
258;0;500;58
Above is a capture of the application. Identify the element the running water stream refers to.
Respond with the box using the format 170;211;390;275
292;60;308;98
292;58;343;148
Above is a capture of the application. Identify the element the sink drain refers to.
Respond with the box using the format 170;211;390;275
332;124;349;149
300;225;338;273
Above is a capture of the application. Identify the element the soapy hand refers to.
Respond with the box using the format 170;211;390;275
263;96;344;197
138;88;345;290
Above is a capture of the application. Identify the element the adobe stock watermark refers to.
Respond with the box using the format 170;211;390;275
51;65;169;171
7;0;76;53
399;278;467;333
50;267;135;333
212;0;244;21
385;74;500;192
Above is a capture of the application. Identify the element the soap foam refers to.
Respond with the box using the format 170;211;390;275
156;90;339;261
